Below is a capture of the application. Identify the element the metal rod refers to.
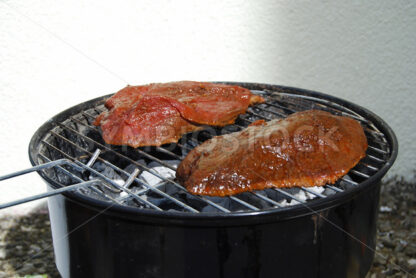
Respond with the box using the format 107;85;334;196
301;187;327;198
361;163;379;171
350;169;370;179
367;154;386;163
273;188;306;204
250;192;283;208
198;197;231;213
368;145;388;154
0;159;68;182
123;168;140;188
0;179;98;210
229;196;259;210
326;185;344;192
86;149;101;167
263;98;297;113
341;177;358;186
248;105;286;118
245;110;273;121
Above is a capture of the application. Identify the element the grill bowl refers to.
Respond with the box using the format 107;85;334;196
29;83;398;278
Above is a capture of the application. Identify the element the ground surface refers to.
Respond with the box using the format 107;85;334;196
0;177;414;278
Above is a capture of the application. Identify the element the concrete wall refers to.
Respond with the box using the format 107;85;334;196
1;0;415;213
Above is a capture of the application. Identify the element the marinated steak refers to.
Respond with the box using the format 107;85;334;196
94;81;264;147
94;96;201;147
176;110;368;196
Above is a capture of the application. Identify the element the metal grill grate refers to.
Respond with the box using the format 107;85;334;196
26;86;391;214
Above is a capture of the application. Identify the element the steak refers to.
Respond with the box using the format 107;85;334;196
176;110;368;196
94;81;264;147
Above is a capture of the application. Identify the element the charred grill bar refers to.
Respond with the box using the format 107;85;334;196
24;83;396;278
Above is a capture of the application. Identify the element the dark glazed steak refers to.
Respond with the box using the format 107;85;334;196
176;110;368;196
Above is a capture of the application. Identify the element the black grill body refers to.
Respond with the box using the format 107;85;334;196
46;182;380;278
29;83;398;278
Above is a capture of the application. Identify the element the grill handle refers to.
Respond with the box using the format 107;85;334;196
0;159;98;210
0;180;98;210
0;149;141;210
